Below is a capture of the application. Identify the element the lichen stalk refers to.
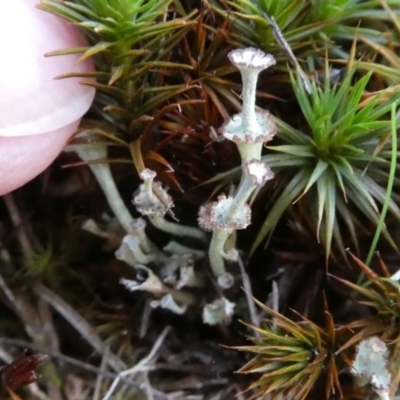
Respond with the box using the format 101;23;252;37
240;68;260;132
130;218;152;254
236;142;263;164
201;48;276;289
75;145;135;235
228;176;256;219
149;215;207;242
143;175;158;204
208;229;234;289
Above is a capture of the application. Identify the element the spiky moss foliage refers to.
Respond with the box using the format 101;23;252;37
38;1;256;196
331;254;400;397
211;0;400;82
235;285;398;400
38;0;195;118
249;58;400;259
335;253;400;343
235;297;357;400
163;1;400;261
214;57;400;260
38;0;197;175
136;7;246;198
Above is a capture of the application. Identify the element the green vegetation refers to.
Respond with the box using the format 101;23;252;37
2;0;400;399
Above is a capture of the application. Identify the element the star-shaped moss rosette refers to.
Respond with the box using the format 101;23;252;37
213;0;400;85
234;297;345;400
38;0;196;129
252;59;400;259
333;253;400;343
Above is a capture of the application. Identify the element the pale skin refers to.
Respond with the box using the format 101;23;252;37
0;123;78;195
0;1;95;196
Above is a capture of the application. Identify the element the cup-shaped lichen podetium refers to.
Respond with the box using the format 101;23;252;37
132;168;207;242
220;48;277;163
